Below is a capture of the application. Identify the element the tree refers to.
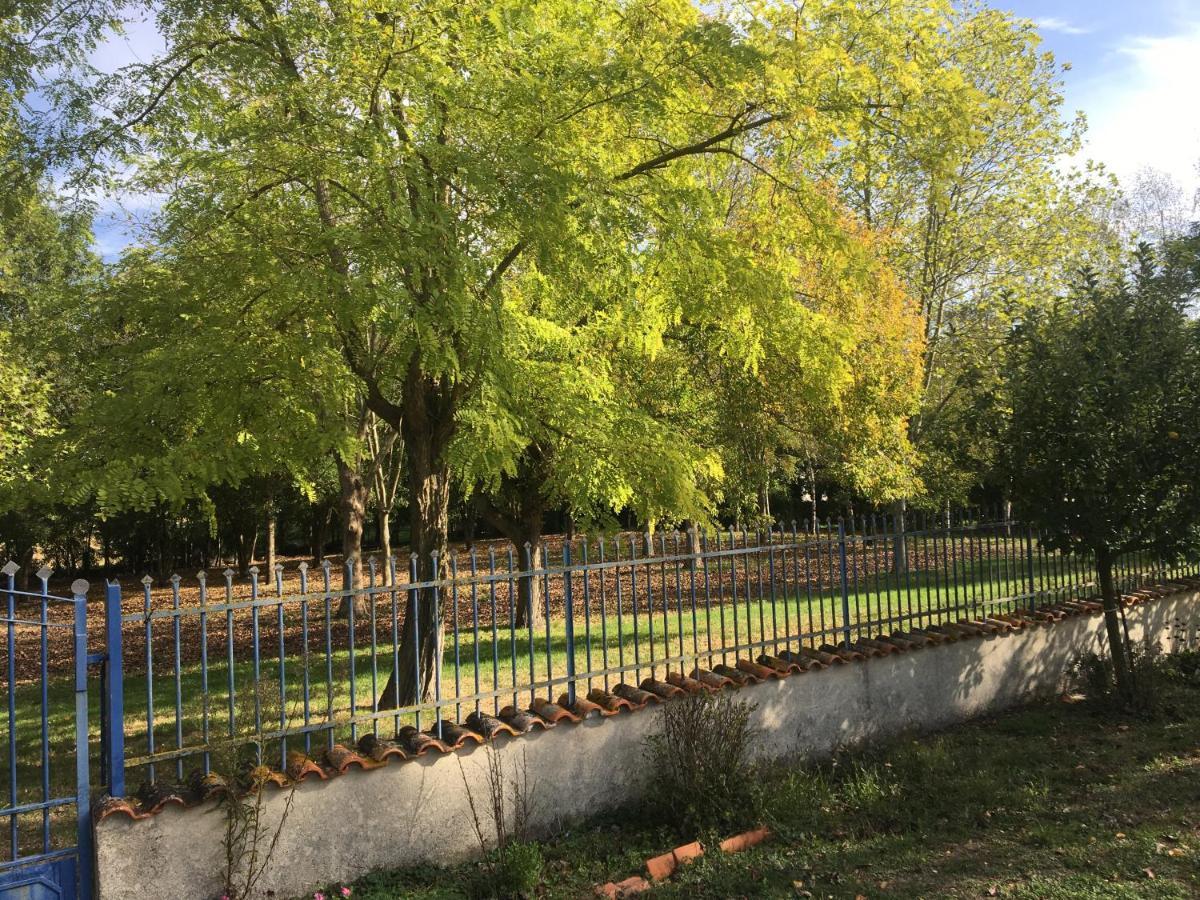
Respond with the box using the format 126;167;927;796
1119;167;1193;246
1005;234;1200;703
93;0;938;705
814;2;1122;509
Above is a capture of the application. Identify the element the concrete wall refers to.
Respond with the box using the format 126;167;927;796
94;589;1200;900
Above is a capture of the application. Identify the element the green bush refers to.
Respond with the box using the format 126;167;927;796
644;691;760;836
474;841;542;899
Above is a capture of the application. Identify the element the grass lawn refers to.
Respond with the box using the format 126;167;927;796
316;661;1200;899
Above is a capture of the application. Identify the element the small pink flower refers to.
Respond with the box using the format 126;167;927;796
341;890;352;898
314;893;325;900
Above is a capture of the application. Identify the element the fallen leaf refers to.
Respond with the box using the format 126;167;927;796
1144;868;1156;879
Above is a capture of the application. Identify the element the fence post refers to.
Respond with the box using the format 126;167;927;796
104;580;125;797
562;541;577;707
1024;526;1037;614
837;519;852;649
71;579;92;900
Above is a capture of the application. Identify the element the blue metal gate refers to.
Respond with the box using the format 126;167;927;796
0;563;92;899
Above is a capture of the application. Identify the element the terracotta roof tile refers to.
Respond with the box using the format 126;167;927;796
612;683;660;707
712;663;757;686
325;744;384;773
287;751;331;780
639;678;686;700
820;644;866;662
689;667;734;689
498;705;549;732
556;694;609;718
587;689;636;713
665;671;709;694
530;698;579;724
757;654;803;675
457;712;511;741
396;725;451;756
735;659;781;680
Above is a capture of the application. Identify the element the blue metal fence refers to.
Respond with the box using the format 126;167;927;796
0;564;92;899
93;512;1197;792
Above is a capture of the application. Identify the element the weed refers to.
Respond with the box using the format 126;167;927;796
644;690;760;837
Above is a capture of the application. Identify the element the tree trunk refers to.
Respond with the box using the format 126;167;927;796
310;504;332;566
1096;545;1135;704
379;370;457;710
265;507;277;582
891;498;908;575
336;456;369;618
235;529;255;575
378;505;392;582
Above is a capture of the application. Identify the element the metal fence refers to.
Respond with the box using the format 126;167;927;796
94;513;1196;792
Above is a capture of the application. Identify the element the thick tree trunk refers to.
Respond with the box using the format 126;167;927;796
1096;545;1135;704
379;370;458;710
336;456;369;618
891;498;908;574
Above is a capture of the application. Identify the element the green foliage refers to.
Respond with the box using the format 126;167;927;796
475;842;543;900
1006;235;1200;563
644;691;760;837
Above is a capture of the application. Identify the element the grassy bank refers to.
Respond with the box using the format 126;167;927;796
319;657;1200;899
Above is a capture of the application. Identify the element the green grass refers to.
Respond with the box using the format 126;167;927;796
313;655;1200;899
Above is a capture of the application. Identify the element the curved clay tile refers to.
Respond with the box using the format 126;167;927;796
188;769;232;802
587;689;635;713
890;631;933;648
438;720;489;748
639;678;686;700
775;649;826;670
689;668;735;689
136;782;190;815
324;744;385;774
612;683;659;707
395;725;452;756
909;628;952;644
556;694;609;718
712;664;756;686
757;654;803;675
528;698;580;724
855;639;899;656
463;711;519;741
497;705;549;733
734;659;780;681
356;734;407;765
94;795;153;822
665;671;709;693
819;644;866;662
286;751;330;781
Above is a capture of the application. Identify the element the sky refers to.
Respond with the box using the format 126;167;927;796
1006;0;1200;201
85;1;1200;259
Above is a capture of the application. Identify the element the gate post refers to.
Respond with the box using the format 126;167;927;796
71;579;93;900
104;580;125;797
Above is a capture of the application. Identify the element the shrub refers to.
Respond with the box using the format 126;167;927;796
644;691;759;836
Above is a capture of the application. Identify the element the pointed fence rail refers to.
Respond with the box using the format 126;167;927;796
30;511;1195;795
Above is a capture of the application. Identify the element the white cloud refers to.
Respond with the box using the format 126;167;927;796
1075;23;1200;203
1035;16;1092;36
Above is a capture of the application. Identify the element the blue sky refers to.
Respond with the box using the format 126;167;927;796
1006;1;1200;194
87;2;1200;259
